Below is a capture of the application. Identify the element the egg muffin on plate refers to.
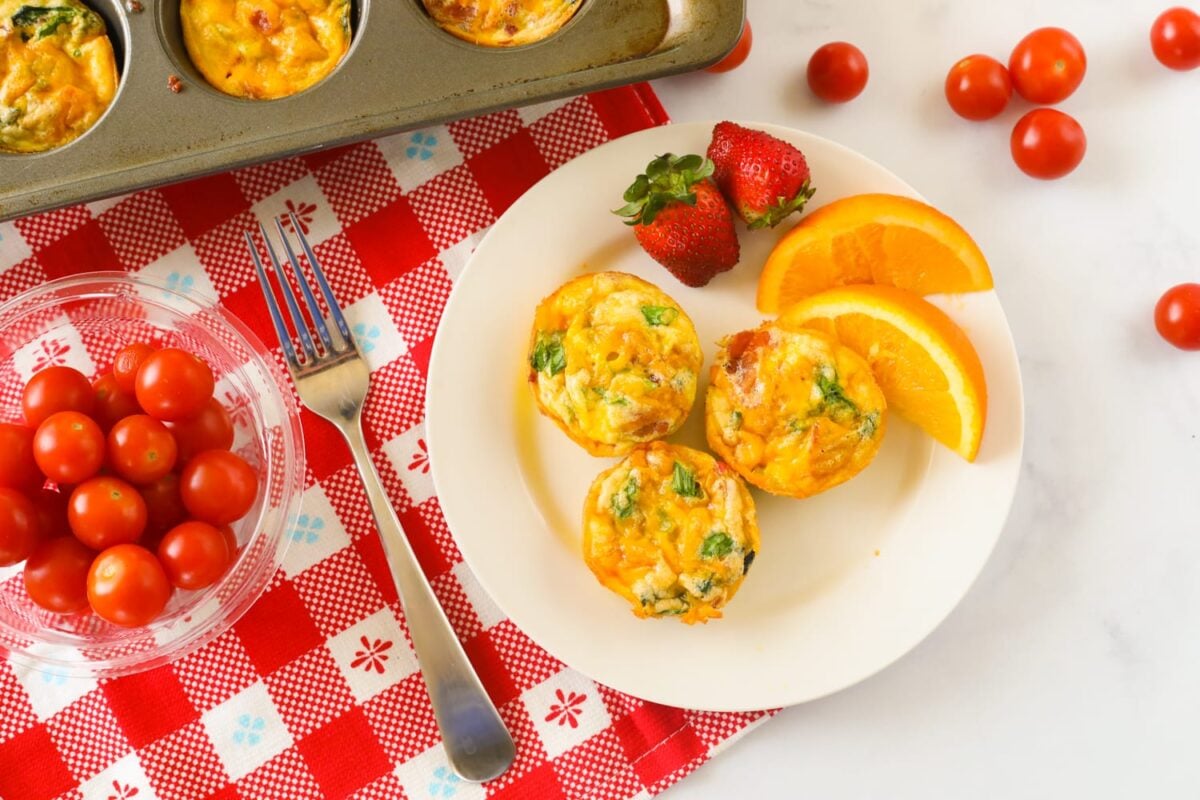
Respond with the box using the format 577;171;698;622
528;271;703;457
181;0;350;99
706;321;887;499
421;0;583;47
0;0;119;153
583;442;759;624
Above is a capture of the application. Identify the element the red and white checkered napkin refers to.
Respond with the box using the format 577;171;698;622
0;84;772;800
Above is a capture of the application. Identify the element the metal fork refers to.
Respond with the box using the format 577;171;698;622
245;214;515;783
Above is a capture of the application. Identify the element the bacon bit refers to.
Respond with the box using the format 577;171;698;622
250;9;272;32
504;23;518;35
167;74;183;93
125;0;143;12
723;329;768;375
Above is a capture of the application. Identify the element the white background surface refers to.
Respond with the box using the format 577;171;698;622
654;0;1200;797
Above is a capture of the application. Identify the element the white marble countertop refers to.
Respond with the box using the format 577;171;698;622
654;0;1200;796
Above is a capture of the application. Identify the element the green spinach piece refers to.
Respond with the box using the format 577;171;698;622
530;331;566;377
701;531;733;559
671;461;703;498
641;305;679;326
610;476;638;520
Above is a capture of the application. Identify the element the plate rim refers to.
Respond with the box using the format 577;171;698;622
426;120;1026;711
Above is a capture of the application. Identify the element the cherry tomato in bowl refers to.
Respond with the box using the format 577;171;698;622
180;450;259;525
1151;7;1200;70
93;373;142;432
807;41;869;103
945;54;1012;121
0;422;41;494
706;19;752;73
167;398;234;463
0;487;40;567
68;476;148;550
24;537;95;613
1009;27;1087;104
22;366;95;428
158;521;232;590
1155;283;1200;350
87;544;171;627
1010;109;1086;179
33;411;105;485
113;343;155;394
108;415;178;485
135;348;215;421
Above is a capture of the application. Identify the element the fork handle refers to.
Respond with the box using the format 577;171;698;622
341;418;516;782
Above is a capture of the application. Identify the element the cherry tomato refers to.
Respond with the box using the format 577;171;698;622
706;19;752;73
108;415;178;485
22;366;96;428
112;343;155;394
0;487;39;566
1151;7;1200;70
134;348;215;422
1155;283;1200;350
33;411;105;485
1010;109;1086;179
0;422;41;493
93;373;142;432
68;476;148;550
86;544;171;627
157;521;232;590
1009;27;1086;104
166;398;234;463
807;41;869;103
180;450;258;525
24;537;95;613
944;54;1012;121
140;472;188;538
31;488;69;540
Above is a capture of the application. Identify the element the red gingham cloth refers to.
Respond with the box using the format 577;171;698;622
0;85;772;800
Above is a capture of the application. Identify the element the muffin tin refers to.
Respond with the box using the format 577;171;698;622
0;0;745;221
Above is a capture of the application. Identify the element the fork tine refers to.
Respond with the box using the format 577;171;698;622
289;212;354;347
245;231;300;369
275;217;335;353
258;221;318;362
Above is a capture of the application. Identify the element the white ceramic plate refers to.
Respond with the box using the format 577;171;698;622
426;121;1024;712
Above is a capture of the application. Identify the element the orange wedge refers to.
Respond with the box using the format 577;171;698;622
781;285;987;461
757;193;994;314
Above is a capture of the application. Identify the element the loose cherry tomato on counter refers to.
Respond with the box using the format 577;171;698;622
166;398;234;463
33;411;105;485
807;41;869;103
93;373;142;432
0;487;40;566
140;472;188;537
180;450;258;525
1154;283;1200;350
157;521;232;590
68;476;148;550
24;537;95;613
87;544;171;627
0;422;41;494
945;54;1012;120
1009;27;1087;104
1010;109;1086;179
134;348;215;422
112;343;155;394
706;19;752;73
108;415;178;485
1151;7;1200;70
22;366;95;428
31;488;70;540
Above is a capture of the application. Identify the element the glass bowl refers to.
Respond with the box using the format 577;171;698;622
0;273;304;678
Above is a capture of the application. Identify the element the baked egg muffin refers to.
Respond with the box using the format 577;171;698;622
583;442;759;624
706;321;887;498
0;0;118;153
181;0;350;99
421;0;583;47
528;271;702;457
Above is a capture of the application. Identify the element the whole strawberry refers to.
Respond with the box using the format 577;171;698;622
707;121;816;229
614;153;740;288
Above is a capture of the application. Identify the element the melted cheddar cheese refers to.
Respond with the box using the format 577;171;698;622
421;0;582;47
181;0;350;99
0;0;118;153
528;272;702;457
583;442;759;624
706;321;887;498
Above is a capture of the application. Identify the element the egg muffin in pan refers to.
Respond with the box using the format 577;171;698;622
181;0;350;99
0;0;118;153
421;0;583;48
583;442;759;624
706;321;887;499
528;272;703;457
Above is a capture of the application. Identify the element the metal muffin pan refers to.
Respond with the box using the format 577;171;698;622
0;0;745;221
